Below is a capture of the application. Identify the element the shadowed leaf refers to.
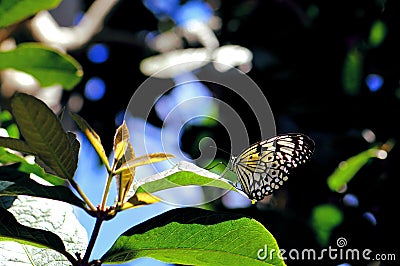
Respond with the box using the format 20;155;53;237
66;132;80;167
0;207;70;258
11;93;77;180
0;164;87;209
0;136;35;154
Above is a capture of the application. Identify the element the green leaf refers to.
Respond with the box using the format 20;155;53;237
0;110;20;138
342;48;363;96
327;147;384;192
0;164;87;209
70;112;111;171
0;136;35;154
369;20;387;47
0;0;62;28
0;43;83;89
101;207;285;266
131;161;247;200
11;93;78;180
0;147;65;186
0;207;71;260
311;204;343;246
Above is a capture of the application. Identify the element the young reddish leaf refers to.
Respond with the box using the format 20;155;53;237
118;192;161;211
113;121;130;161
116;142;135;206
117;153;174;173
70;112;111;171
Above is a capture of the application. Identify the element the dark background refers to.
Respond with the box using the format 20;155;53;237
65;1;399;265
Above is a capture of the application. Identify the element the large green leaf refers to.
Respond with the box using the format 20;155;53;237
0;164;87;209
0;207;75;263
101;207;285;266
0;0;62;28
0;147;65;186
0;43;83;89
131;161;247;200
11;93;78;180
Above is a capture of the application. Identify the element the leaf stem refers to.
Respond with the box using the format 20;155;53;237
62;250;79;266
100;160;117;211
69;179;97;212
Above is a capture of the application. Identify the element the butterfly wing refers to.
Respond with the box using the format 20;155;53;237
231;133;315;201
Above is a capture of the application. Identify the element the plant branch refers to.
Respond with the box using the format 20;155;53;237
62;250;79;266
82;217;103;264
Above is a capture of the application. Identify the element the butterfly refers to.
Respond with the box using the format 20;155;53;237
229;133;315;201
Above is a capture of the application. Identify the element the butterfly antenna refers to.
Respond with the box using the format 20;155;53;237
206;145;233;179
209;145;231;156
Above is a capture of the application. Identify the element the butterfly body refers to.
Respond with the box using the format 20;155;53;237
230;133;315;201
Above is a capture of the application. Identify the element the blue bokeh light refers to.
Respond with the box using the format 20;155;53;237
154;72;215;126
73;11;84;26
87;43;109;64
84;77;106;101
115;110;125;126
363;212;377;226
142;0;180;18
343;193;359;207
365;74;384;92
173;0;213;26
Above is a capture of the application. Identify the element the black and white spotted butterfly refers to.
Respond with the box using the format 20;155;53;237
229;133;315;201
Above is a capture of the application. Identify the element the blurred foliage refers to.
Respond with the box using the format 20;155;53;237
311;204;344;247
1;0;399;264
70;1;399;264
